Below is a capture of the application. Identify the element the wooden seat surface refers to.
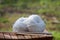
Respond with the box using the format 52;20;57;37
0;32;53;40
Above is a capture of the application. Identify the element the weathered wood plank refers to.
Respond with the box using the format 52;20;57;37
3;32;11;39
31;35;40;39
9;32;18;40
0;32;4;39
17;35;25;39
24;35;32;39
0;32;53;40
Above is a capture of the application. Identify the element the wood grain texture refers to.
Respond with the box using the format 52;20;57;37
0;32;4;39
3;32;11;39
0;32;53;40
9;32;18;40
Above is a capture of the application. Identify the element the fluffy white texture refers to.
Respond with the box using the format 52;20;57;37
13;17;28;32
23;15;46;32
13;15;46;33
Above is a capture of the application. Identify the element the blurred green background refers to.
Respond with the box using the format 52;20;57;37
0;0;60;40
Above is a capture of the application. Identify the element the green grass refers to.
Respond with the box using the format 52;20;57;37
51;31;60;40
0;17;9;23
0;27;12;32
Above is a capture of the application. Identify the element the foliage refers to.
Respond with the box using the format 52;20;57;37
51;31;60;40
0;17;9;23
0;0;60;16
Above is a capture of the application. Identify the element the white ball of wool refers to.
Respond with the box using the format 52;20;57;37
15;17;27;23
23;15;46;32
13;15;46;33
13;17;28;33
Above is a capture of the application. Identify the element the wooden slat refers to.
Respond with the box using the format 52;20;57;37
9;32;18;40
31;35;40;39
24;35;32;39
38;34;46;38
16;32;53;40
3;32;11;39
0;32;53;40
17;35;25;39
39;37;53;40
39;34;53;38
29;34;42;38
0;32;4;39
